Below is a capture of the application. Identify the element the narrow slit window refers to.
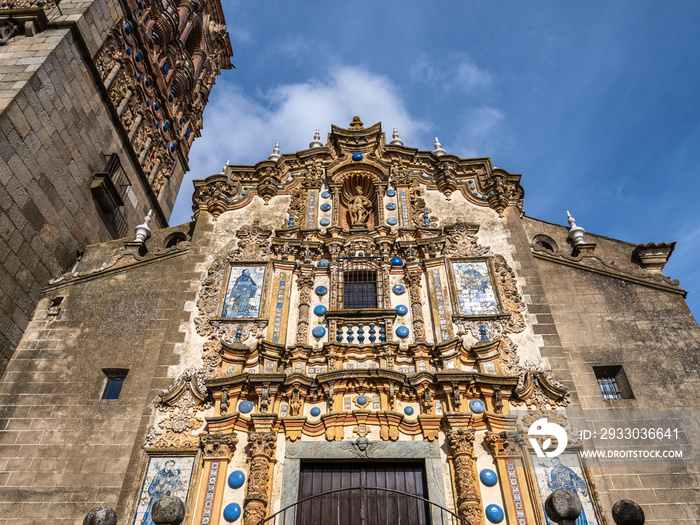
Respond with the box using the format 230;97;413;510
102;370;128;399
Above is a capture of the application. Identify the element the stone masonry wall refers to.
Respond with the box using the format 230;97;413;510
522;216;700;524
0;222;203;524
0;0;166;375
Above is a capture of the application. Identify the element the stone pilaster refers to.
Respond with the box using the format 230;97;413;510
446;429;483;525
295;271;315;344
244;432;277;525
404;268;425;341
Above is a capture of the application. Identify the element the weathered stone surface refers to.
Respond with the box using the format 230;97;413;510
83;505;117;525
612;500;645;525
151;496;185;525
545;490;581;525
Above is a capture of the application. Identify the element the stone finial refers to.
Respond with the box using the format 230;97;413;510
134;210;153;243
83;506;117;525
151;496;185;525
632;242;675;272
566;211;585;246
309;129;323;148
544;490;582;525
390;127;404;146
268;142;281;162
612;500;645;525
349;116;364;128
433;137;446;156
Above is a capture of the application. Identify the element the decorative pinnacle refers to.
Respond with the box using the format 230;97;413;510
134;210;153;243
309;129;323;148
566;211;586;246
390;127;404;146
433;137;446;156
268;142;281;161
349;116;364;129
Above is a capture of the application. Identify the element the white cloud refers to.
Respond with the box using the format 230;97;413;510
171;66;430;223
450;106;510;159
410;53;492;93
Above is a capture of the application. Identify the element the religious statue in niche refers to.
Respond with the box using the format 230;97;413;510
221;265;266;318
349;186;372;226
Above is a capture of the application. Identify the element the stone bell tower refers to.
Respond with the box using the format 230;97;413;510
0;0;233;372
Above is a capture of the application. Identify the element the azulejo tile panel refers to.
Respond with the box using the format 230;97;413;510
451;260;499;316
133;456;196;525
222;265;266;318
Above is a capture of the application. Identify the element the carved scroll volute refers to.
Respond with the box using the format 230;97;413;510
446;429;483;525
404;269;426;342
200;433;239;460
484;430;524;459
244;432;277;525
256;167;280;205
485;170;524;217
435;160;458;200
295;271;315;344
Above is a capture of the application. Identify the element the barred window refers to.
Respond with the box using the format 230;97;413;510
340;258;383;309
594;365;633;400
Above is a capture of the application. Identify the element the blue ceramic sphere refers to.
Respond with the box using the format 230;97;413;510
386;203;397;210
392;284;406;295
321;191;331;198
391;257;404;266
238;401;254;414
387;218;398;226
469;399;486;414
228;470;246;489
396;326;410;338
314;305;327;316
386;189;396;197
485;504;504;523
315;286;328;296
312;326;326;338
396;304;408;316
479;469;498;487
319;218;331;226
317;259;329;267
352;153;364;161
404;406;414;416
223;503;242;522
357;395;367;405
310;407;321;417
320;203;331;212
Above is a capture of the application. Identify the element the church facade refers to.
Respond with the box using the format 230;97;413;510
0;119;699;524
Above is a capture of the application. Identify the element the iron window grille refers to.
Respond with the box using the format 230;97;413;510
593;365;633;400
340;258;384;310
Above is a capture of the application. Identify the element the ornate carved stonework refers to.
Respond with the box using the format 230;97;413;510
484;430;524;458
446;429;482;525
200;433;239;459
244;432;277;525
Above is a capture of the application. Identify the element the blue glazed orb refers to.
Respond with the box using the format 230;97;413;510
387;218;398;226
352;153;364;161
319;218;331;226
223;503;242;522
404;406;414;416
386;189;396;197
317;259;329;268
386;203;397;210
228;470;246;489
396;304;408;316
391;257;403;266
314;305;327;316
480;469;498;487
469;399;486;414
485;504;504;523
396;326;410;338
320;203;331;212
392;284;406;295
321;191;331;198
238;401;254;414
312;326;326;338
357;395;368;405
315;286;328;296
310;407;321;417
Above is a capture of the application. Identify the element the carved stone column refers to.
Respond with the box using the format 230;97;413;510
244;432;277;525
138;135;153;164
484;431;537;524
128;111;144;141
295;270;315;345
194;434;239;525
446;429;482;525
116;87;133;117
103;61;121;90
330;183;341;226
404;268;425;341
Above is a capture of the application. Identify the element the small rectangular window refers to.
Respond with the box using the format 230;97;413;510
102;369;128;399
343;270;378;309
593;365;633;400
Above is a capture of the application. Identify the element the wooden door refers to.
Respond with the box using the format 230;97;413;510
296;461;430;525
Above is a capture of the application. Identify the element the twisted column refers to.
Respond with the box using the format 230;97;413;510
446;429;482;525
244;432;276;525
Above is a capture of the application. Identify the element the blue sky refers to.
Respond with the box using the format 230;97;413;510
172;1;700;318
